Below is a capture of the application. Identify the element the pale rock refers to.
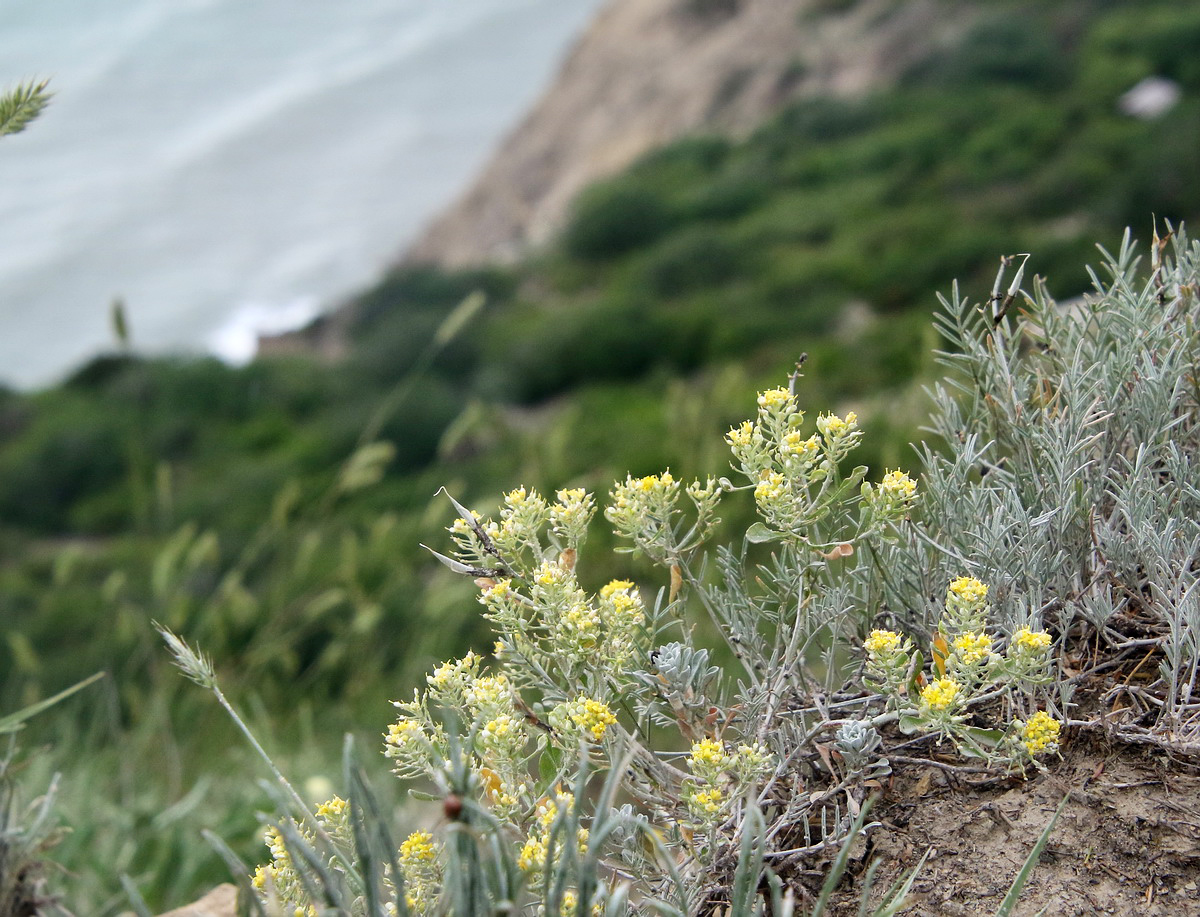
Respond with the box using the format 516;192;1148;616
1119;76;1181;120
403;0;979;268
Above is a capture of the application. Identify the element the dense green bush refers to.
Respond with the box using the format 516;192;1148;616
564;182;676;260
641;226;744;298
903;14;1068;90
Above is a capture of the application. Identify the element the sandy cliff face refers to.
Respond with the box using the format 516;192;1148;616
403;0;967;267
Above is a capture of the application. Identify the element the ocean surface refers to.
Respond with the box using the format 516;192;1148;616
0;0;605;388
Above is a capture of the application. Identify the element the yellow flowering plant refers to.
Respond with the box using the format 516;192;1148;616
216;367;1059;915
864;576;1061;766
164;239;1200;916
378;372;933;912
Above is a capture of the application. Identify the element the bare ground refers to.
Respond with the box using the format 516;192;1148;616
829;733;1200;916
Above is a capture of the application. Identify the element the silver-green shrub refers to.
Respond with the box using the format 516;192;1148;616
226;229;1200;915
875;226;1200;751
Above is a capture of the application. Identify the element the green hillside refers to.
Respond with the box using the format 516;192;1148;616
3;1;1200;910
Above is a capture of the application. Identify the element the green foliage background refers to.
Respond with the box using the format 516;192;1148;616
2;0;1199;910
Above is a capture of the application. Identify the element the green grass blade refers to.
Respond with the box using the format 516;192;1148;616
854;860;882;917
871;846;930;917
993;794;1068;917
0;672;104;734
200;829;268;917
811;798;876;917
119;875;154;917
731;801;767;917
344;735;388;917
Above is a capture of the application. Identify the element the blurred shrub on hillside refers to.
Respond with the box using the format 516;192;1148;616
564;182;676;260
1081;7;1200;93
903;15;1067;90
641;226;744;298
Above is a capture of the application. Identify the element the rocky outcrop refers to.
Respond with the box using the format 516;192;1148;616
403;0;969;267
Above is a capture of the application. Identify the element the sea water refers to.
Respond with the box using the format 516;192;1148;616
0;0;604;388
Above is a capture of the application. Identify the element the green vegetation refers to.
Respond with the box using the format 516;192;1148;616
0;79;50;138
176;230;1199;917
2;1;1200;910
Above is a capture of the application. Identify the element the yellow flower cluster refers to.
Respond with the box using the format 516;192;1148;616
781;430;820;460
754;471;788;506
816;411;858;437
864;629;902;656
879;469;917;499
250;823;304;907
518;794;588;876
265;825;288;863
600;579;635;598
577;698;616;740
504;486;534;508
554;487;587;508
952;631;993;665
535;792;574;829
466;673;514;715
1014;627;1052;651
558;602;603;650
490;778;526;809
920;677;960;711
518;833;548;872
316;796;348;821
427;651;482;693
385;718;423;750
536;563;566;586
683;736;772;822
518;828;589;874
687;737;729;786
689;738;725;770
595;580;645;670
605;469;716;561
730;741;773;784
558;890;602;917
608;591;639;617
385;705;447;779
478;578;522;621
400;830;437;865
614;472;681;516
560;891;577;917
943;576;990;635
757;388;794;410
553;696;617;742
735;742;770;770
863;629;914;704
447;508;502;553
483;579;512;600
726;420;756;448
864;468;918;522
550;488;595;542
632;471;674;493
688;786;724;817
481;714;517;742
449;510;482;535
399;829;441;914
948;576;989;606
1021;711;1061;754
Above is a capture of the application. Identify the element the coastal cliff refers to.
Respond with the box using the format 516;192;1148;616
402;0;969;267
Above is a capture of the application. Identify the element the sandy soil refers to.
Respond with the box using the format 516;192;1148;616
828;733;1200;916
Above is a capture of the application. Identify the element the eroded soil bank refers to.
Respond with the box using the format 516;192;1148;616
830;733;1200;916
